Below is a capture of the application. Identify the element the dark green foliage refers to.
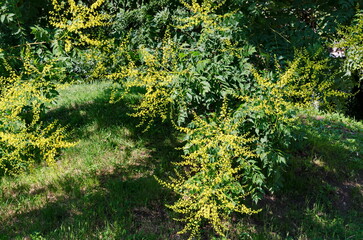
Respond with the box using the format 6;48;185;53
0;0;53;70
104;0;180;45
232;0;360;65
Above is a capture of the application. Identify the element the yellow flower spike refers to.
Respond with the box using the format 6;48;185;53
113;31;186;129
177;0;230;43
158;101;259;238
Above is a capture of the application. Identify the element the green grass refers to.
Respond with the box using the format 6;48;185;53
0;82;362;239
0;82;182;239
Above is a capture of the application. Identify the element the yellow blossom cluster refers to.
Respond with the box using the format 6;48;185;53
109;32;186;129
50;0;112;51
282;51;349;109
246;51;349;118
157;103;260;239
176;0;233;40
83;43;115;80
235;65;298;128
50;0;117;81
236;52;349;139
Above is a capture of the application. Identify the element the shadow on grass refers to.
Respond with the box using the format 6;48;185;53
240;115;363;240
45;87;136;139
1;167;181;239
45;85;181;174
0;85;183;239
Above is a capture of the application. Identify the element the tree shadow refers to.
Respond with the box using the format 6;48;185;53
241;114;363;239
0;84;183;239
288;114;363;180
0;164;182;239
45;87;135;138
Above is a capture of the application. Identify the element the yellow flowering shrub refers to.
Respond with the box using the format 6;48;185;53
0;59;75;175
109;31;187;129
239;51;349;122
283;50;349;109
157;103;260;239
156;53;350;237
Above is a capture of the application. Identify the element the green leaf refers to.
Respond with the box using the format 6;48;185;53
0;14;6;23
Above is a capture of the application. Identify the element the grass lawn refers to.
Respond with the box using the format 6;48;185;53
0;82;362;239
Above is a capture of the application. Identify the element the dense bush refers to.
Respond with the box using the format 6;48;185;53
158;104;261;238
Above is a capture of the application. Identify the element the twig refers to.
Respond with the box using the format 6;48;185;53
9;41;48;49
269;27;291;44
